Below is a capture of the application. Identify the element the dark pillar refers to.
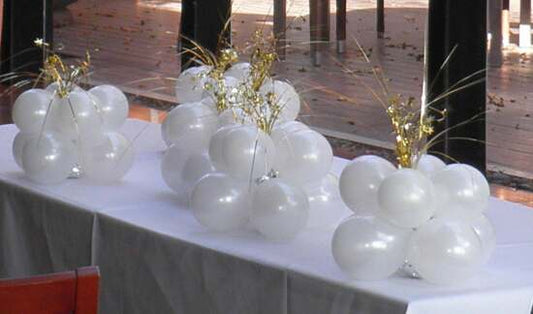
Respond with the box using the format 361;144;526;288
1;0;52;74
336;0;347;53
488;0;503;67
179;0;231;70
377;0;385;38
426;0;487;173
309;0;330;66
274;0;286;59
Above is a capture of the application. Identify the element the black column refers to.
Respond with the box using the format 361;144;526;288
426;0;487;173
377;0;385;38
1;0;52;74
179;0;231;70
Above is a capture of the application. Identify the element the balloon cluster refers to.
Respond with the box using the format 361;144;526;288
331;95;495;285
11;48;133;184
162;32;336;241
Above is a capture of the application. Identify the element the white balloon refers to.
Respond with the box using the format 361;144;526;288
175;65;212;103
12;89;52;134
260;80;300;121
432;163;490;214
200;97;217;113
208;124;240;166
12;132;32;168
161;102;218;148
209;125;276;180
161;144;215;196
21;132;77;184
218;108;252;127
224;62;251;82
270;120;309;143
407;216;485;285
378;168;435;228
45;82;83;95
89;85;129;131
303;174;345;228
415;154;446;176
251;178;309;241
332;215;410;280
191;172;250;231
303;173;341;206
339;155;396;214
436;207;496;265
82;132;134;182
469;214;496;264
47;90;103;142
274;128;333;185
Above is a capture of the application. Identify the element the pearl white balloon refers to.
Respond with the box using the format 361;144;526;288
89;85;129;131
260;80;300;121
82;132;134;182
224;62;251;82
218;108;252;127
378;168;435;228
432;163;490;214
21;132;77;184
209;125;276;180
251;178;309;241
407;216;485;285
200;97;217;113
208;124;240;166
332;215;410;280
415;154;446;176
161;102;218;148
47;90;103;142
191;172;250;231
303;174;346;228
161;144;215;196
175;65;212;103
12;89;52;134
303;173;341;206
469;214;496;264
270;120;309;143
274;128;333;185
339;155;396;214
12;132;32;168
45;82;83;95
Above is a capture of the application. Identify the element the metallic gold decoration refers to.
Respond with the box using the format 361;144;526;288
235;30;281;134
35;38;90;98
385;95;445;168
184;29;283;134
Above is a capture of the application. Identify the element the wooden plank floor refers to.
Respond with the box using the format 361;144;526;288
42;0;533;181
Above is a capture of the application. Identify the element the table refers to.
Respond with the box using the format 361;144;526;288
1;119;533;314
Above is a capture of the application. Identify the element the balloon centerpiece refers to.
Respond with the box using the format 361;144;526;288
11;41;134;184
333;80;494;285
162;30;337;241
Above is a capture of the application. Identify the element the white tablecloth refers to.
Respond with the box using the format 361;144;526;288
1;120;533;314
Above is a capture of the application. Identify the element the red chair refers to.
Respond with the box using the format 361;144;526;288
0;266;100;314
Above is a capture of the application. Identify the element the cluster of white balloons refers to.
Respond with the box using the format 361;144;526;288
12;84;133;184
162;63;337;241
332;154;495;284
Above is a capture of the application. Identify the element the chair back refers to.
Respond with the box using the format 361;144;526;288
0;266;100;314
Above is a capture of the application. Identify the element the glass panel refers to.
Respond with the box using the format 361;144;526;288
0;0;531;204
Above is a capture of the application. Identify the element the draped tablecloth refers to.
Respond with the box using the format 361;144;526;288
1;119;533;314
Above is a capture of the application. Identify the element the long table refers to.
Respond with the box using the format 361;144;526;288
1;120;533;314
